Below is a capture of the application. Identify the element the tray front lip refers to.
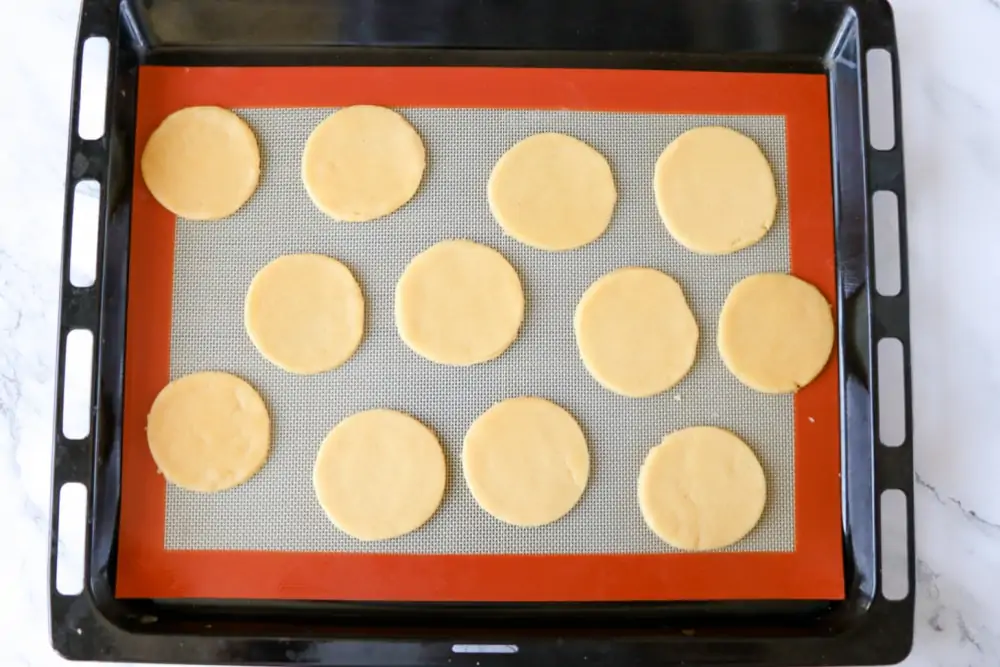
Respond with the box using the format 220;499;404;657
49;0;914;664
123;0;850;58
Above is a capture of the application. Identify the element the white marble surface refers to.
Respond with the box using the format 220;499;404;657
2;0;999;664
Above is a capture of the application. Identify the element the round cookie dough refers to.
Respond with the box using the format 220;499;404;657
463;397;589;527
488;133;617;250
146;372;270;493
140;106;260;220
245;254;364;375
574;267;698;398
302;105;425;222
313;409;446;541
638;426;766;551
718;273;834;393
654;126;777;255
396;240;524;365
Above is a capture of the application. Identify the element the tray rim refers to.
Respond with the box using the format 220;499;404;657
49;0;914;665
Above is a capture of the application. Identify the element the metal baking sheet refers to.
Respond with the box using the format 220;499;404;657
164;107;794;554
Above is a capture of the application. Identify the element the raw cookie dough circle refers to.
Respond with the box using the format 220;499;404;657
146;372;270;493
313;409;446;541
574;267;698;398
639;426;766;551
302;105;426;222
396;240;524;365
654;126;777;255
718;273;834;393
463;397;589;527
488;133;617;250
245;254;364;375
140;106;260;220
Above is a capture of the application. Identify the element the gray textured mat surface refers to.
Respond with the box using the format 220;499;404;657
164;108;794;554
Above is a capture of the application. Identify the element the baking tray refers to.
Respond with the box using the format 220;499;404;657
49;0;914;664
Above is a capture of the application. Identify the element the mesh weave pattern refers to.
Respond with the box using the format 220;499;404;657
165;108;794;554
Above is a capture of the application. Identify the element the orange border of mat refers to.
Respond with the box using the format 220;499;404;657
118;66;842;602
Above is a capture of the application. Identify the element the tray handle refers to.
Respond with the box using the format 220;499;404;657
859;0;915;613
50;0;118;656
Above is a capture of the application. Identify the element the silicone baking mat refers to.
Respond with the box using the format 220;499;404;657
119;67;843;602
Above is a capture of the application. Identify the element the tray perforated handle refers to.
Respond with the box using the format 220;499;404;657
860;0;915;621
50;0;118;657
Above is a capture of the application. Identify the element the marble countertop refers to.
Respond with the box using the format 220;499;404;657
2;0;999;664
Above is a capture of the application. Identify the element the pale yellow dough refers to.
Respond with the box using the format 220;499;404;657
574;267;698;398
488;133;617;250
463;397;589;527
146;372;270;493
244;254;364;375
396;240;524;365
639;426;766;551
302;105;425;221
140;106;260;220
313;409;446;541
718;273;834;393
654;126;777;255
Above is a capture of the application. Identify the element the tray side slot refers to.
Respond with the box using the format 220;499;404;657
50;0;119;660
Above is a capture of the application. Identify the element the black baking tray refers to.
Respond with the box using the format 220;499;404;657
49;0;914;664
